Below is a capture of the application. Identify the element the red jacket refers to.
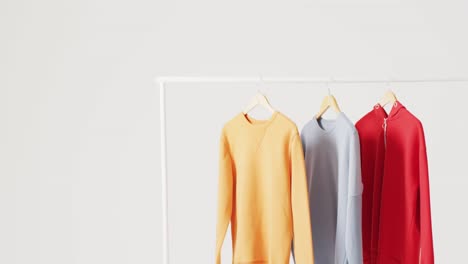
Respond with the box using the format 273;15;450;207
356;101;434;264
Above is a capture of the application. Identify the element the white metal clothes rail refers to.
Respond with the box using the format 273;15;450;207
157;76;468;264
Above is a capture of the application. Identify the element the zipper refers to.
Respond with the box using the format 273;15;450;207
382;118;388;148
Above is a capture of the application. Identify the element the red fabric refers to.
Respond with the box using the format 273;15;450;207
356;101;434;264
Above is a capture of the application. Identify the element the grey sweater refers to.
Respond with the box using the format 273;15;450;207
301;112;363;264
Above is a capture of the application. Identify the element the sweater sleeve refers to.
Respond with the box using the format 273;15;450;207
290;131;314;264
418;123;435;264
345;131;364;264
215;129;234;264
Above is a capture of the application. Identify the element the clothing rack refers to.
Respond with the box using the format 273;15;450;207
157;76;468;264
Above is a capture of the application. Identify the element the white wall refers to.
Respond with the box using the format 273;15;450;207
0;0;162;263
1;0;467;263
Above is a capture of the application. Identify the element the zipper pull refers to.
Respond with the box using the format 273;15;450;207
382;118;388;148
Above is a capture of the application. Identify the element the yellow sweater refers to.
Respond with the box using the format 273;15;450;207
216;111;314;264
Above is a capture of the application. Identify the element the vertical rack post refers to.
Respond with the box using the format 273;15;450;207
159;80;169;264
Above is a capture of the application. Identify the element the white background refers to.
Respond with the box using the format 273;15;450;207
1;0;468;263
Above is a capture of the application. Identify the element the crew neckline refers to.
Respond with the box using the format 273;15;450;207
240;111;279;128
312;112;345;135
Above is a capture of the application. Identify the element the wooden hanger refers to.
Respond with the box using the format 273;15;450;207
315;88;341;119
242;91;275;114
378;90;398;107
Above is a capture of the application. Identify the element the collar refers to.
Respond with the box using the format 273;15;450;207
373;100;405;120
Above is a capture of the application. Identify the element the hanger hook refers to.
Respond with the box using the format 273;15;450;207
327;76;334;96
256;75;261;94
257;74;265;94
